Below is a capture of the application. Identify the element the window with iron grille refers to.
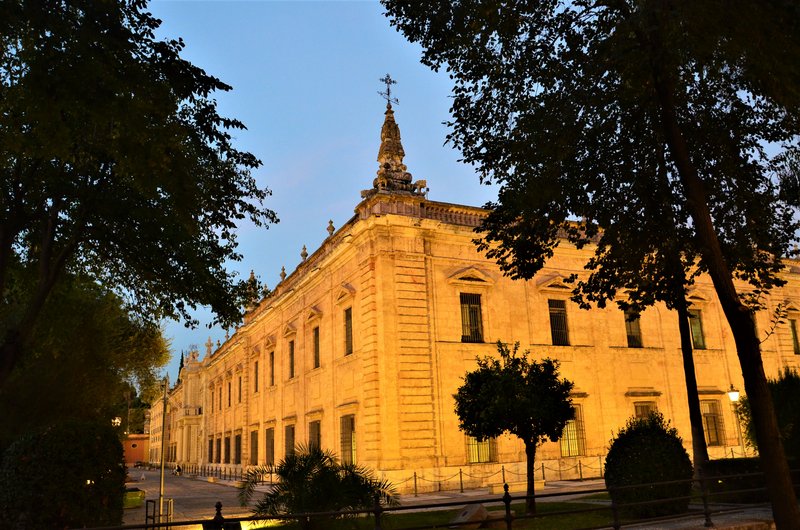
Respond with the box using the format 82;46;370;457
790;318;800;355
288;340;295;379
265;428;275;465
340;414;356;465
238;376;242;403
548;299;570;346
234;434;242;464
344;308;354;355
208;439;214;464
269;351;275;386
254;361;259;393
634;401;657;419
701;400;726;446
460;293;484;343
224;436;231;464
211;386;214;413
625;310;643;348
250;430;259;464
218;387;222;411
466;436;496;463
313;326;320;368
560;404;587;457
688;309;707;350
215;438;221;464
227;381;231;407
309;420;321;449
285;424;295;457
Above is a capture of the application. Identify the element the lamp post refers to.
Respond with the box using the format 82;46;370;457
158;375;169;523
727;384;744;457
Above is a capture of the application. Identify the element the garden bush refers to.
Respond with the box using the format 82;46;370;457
604;413;693;519
0;420;126;529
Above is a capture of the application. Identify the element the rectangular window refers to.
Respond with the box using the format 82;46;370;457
340;414;356;465
224;436;231;464
254;361;259;393
549;299;570;346
288;340;295;379
234;434;242;465
265;428;275;466
688;309;707;350
466;436;496;463
309;420;321;449
625;310;643;348
238;376;242;403
208;439;214;463
344;308;354;355
790;319;800;355
560;404;587;457
215;438;221;464
634;401;657;419
313;326;320;368
701;400;725;446
285;425;295;457
250;430;259;464
211;387;214;413
460;293;484;343
269;351;275;386
218;387;222;411
227;381;232;407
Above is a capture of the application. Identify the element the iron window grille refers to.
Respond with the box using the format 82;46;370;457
344;308;354;355
250;430;259;464
634;401;657;419
288;340;295;379
265;428;275;465
688;309;707;350
701;400;726;446
560;404;587;457
269;351;275;386
625;310;643;348
254;361;259;393
460;293;484;343
466;436;496;463
313;326;321;368
548;299;570;346
234;434;242;465
340;414;356;465
309;420;321;449
224;437;231;464
285;425;295;457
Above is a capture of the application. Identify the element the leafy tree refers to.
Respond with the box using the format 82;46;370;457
238;445;397;530
0;420;126;529
0;271;169;450
383;2;800;525
738;368;800;462
454;341;573;515
0;0;276;388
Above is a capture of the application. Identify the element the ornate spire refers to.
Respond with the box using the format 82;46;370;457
363;75;427;198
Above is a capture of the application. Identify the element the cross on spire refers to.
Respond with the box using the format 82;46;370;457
378;73;399;108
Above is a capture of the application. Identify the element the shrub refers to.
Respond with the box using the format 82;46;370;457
0;421;126;529
704;457;767;503
604;413;693;519
239;445;397;529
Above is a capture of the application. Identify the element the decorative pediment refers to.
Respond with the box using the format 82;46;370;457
686;288;711;303
536;272;572;291
282;323;297;337
624;387;661;397
336;283;356;305
250;344;261;357
306;306;322;323
447;266;494;286
784;299;800;313
264;334;276;349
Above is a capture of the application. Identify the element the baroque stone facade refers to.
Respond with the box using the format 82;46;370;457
150;104;800;491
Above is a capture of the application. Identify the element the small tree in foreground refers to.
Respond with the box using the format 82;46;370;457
239;445;397;529
605;413;693;519
454;341;573;515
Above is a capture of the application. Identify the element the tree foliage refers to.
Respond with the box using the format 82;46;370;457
454;341;573;514
384;1;800;524
738;367;800;462
0;271;169;450
0;0;276;387
238;445;397;530
0;420;126;529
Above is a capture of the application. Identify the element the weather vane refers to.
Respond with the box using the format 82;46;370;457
378;73;399;107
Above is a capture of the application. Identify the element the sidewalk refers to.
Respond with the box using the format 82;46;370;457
124;470;777;529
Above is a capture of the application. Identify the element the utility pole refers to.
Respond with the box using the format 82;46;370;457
158;375;169;523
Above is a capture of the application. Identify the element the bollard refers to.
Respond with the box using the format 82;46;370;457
503;483;513;530
541;462;546;481
413;472;418;497
501;465;506;484
459;468;464;493
372;493;384;530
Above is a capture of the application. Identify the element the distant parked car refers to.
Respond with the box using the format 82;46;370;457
133;461;144;468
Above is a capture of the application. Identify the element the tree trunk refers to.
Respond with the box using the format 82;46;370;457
675;295;709;479
524;440;537;516
653;71;800;528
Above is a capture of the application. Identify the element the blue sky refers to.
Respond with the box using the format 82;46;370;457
149;1;499;381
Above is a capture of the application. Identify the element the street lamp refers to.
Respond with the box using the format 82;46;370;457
727;384;745;457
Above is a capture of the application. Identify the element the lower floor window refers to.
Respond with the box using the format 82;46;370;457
560;404;586;457
701;400;726;446
466;435;496;464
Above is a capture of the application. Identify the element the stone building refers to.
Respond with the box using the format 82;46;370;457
150;103;800;491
